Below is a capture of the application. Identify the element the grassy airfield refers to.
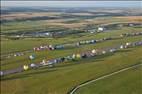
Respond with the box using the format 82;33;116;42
1;9;142;94
75;64;142;94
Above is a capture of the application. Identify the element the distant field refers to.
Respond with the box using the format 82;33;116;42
1;15;142;33
1;12;62;20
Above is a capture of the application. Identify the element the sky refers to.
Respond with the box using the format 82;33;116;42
1;1;142;8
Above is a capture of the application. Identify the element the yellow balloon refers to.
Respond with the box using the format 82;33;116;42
23;65;29;70
76;54;81;59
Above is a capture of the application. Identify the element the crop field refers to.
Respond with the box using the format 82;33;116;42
0;6;142;94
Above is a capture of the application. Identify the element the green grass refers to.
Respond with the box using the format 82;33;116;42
75;64;142;94
1;17;142;94
1;46;142;94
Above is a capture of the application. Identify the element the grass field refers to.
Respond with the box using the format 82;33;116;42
1;11;142;94
75;64;142;94
1;16;142;33
1;27;142;70
1;46;142;94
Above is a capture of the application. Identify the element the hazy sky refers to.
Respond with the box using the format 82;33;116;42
1;1;142;8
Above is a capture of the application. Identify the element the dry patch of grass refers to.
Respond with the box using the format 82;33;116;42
115;16;142;22
1;12;62;20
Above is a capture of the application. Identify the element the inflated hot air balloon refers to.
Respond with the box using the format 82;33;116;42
110;48;116;53
102;51;106;54
92;49;97;54
120;45;124;49
29;54;35;60
30;63;36;68
23;65;29;71
72;54;76;59
126;42;131;46
0;71;4;76
76;54;81;59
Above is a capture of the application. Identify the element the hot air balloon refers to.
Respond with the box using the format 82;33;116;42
29;54;35;60
23;65;29;71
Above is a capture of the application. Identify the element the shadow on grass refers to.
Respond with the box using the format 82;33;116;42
1;68;56;81
116;49;132;53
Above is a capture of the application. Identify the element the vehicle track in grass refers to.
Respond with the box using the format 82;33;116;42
69;63;142;94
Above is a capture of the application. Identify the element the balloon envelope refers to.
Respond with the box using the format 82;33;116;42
23;65;29;70
29;55;35;60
